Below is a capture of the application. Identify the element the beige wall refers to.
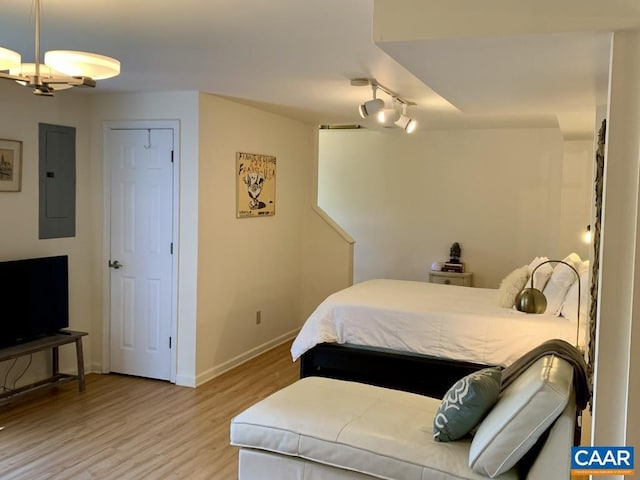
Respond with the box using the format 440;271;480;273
195;94;327;384
300;207;354;320
559;140;594;261
0;83;94;386
319;127;592;288
0;85;353;391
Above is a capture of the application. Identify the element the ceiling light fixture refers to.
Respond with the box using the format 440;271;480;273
352;78;417;133
0;0;120;96
395;104;418;133
376;98;400;126
358;83;385;119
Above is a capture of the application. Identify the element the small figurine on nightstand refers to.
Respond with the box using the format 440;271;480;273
442;242;464;273
449;242;461;264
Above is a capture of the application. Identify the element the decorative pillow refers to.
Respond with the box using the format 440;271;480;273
497;266;530;308
542;253;582;315
433;367;502;442
561;270;589;325
468;355;573;477
527;257;553;291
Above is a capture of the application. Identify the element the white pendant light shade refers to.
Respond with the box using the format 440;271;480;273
9;63;73;90
44;50;120;80
0;47;21;71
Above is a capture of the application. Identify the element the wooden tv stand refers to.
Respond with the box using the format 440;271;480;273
0;330;87;405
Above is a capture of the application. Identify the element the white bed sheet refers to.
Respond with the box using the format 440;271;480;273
291;279;579;367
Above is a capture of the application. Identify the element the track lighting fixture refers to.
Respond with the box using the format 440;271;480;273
352;78;417;133
359;98;385;119
0;0;120;96
358;84;385;119
376;99;400;125
395;104;417;133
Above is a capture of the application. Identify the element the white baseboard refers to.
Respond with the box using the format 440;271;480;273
195;329;299;387
89;362;102;374
175;374;196;388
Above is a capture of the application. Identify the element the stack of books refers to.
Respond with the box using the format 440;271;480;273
442;262;465;273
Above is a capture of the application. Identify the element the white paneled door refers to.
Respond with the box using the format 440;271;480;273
107;128;174;380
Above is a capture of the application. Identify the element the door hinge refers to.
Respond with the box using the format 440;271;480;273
169;337;172;349
171;150;174;163
170;242;174;254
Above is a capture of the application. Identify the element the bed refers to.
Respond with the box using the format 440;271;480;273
292;278;583;398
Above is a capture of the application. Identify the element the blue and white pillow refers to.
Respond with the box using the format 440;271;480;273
433;367;502;442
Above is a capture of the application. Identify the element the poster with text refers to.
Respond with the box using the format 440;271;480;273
236;152;276;218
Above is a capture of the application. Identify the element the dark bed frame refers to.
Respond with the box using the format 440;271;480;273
300;343;492;399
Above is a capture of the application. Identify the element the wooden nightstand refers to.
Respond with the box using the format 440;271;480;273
429;270;473;287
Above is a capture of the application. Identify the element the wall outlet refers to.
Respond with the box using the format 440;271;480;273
256;310;261;325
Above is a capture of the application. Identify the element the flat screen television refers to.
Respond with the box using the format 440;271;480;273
0;255;69;348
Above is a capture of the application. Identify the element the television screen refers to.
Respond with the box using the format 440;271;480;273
0;255;69;347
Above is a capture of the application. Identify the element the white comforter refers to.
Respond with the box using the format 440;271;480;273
291;279;578;367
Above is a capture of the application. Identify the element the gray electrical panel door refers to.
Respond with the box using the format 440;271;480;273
39;123;76;239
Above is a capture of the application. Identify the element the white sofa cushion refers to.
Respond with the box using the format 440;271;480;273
468;355;574;477
524;397;576;480
231;376;518;480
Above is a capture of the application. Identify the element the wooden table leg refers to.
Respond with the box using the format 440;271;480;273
75;337;85;392
52;346;59;376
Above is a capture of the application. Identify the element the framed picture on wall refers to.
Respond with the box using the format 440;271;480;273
0;139;22;192
236;152;276;218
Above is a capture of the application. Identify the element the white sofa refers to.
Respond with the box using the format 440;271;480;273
231;355;576;480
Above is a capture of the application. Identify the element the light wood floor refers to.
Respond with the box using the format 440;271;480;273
1;342;588;480
0;341;298;480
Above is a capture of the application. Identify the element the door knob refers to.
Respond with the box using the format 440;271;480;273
109;260;123;269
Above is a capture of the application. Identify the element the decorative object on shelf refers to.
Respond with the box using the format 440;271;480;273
0;138;22;192
236;152;276;218
449;242;462;263
0;0;120;96
442;262;465;273
515;259;581;348
441;242;464;272
431;261;443;272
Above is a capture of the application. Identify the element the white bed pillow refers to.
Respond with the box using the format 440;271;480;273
561;269;589;324
542;253;582;315
527;257;554;290
496;266;529;308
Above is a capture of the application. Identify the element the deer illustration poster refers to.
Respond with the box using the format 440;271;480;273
236;152;276;218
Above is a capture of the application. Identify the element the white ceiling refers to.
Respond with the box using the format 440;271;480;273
1;0;638;138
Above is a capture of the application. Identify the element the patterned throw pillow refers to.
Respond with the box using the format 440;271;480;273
433;367;502;442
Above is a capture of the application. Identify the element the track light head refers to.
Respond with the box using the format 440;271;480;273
377;107;401;125
395;114;417;133
359;98;384;119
